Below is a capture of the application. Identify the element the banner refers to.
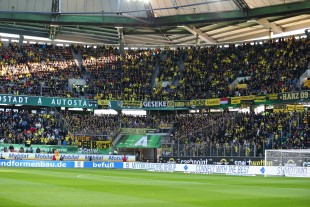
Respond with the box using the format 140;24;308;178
240;95;255;100
92;141;112;149
273;105;287;113
241;100;254;108
0;152;135;162
77;140;111;154
254;96;266;103
85;162;123;168
159;123;174;129
236;84;247;89
0;94;97;108
159;156;274;166
267;94;278;100
189;99;206;108
97;100;109;107
0;160;73;168
205;98;220;106
279;91;310;101
231;97;241;104
121;128;155;134
122;101;142;109
115;134;162;148
0;144;78;154
287;105;304;112
98;90;309;110
174;100;190;108
0;160;124;169
142;101;170;109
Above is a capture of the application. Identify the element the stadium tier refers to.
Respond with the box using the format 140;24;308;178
0;37;308;100
0;27;309;162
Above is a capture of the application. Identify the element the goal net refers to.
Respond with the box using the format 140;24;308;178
264;149;310;177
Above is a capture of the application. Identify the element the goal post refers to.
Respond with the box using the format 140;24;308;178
264;149;310;177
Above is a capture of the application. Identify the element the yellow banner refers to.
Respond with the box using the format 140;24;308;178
98;100;109;106
205;98;220;106
254;96;266;103
122;101;142;108
287;105;295;111
231;97;241;104
236;84;247;89
240;95;255;100
268;94;278;100
287;105;304;112
95;141;112;149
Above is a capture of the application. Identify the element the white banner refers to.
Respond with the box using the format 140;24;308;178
264;166;310;177
0;152;135;162
123;162;310;177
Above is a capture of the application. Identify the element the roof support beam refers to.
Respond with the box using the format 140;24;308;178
218;31;269;42
116;27;125;45
183;26;217;44
256;18;283;34
232;0;250;16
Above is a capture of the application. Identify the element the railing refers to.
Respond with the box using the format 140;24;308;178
49;106;74;136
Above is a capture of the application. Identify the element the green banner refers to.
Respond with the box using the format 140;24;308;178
98;90;310;110
0;94;97;108
115;135;162;148
0;144;78;153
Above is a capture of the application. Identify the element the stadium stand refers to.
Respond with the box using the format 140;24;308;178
0;37;308;101
0;36;309;157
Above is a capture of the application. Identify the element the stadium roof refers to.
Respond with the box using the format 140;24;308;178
0;0;309;45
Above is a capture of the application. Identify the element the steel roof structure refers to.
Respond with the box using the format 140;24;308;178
0;0;309;45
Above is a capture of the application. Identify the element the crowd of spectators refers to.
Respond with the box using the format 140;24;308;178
0;37;308;101
0;37;309;155
177;37;308;100
0;110;70;146
0;108;308;156
169;111;309;157
0;42;82;97
62;112;174;135
78;45;122;100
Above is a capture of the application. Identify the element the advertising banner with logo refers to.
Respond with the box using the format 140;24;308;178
0;152;135;162
0;94;97;108
0;160;74;168
0;160;125;169
97;90;310;111
0;144;78;154
158;156;273;166
84;161;124;169
123;162;265;176
115;135;162;148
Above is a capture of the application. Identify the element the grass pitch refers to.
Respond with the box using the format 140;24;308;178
0;168;309;207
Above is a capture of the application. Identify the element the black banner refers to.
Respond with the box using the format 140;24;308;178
279;91;310;101
159;156;273;166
